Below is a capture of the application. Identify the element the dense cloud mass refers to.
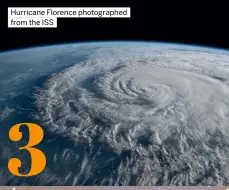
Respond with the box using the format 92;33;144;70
34;47;229;186
1;43;229;186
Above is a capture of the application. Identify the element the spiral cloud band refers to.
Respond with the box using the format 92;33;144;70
34;43;229;185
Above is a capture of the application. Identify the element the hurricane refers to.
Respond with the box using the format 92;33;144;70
1;42;229;185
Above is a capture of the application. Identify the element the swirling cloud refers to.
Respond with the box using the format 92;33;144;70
34;44;229;185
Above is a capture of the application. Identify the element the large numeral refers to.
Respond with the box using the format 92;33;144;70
8;123;46;177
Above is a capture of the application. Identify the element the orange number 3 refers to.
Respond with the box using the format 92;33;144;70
8;123;46;177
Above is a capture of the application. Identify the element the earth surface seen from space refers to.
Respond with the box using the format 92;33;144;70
1;41;229;186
